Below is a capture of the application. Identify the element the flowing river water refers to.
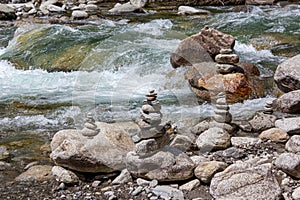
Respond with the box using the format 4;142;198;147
0;4;299;181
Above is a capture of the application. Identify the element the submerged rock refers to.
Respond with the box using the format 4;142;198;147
50;122;135;173
177;6;210;15
274;54;300;93
210;159;282;200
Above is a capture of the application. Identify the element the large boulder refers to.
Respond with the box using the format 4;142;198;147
50;122;135;173
210;159;282;200
126;146;195;182
273;90;300;114
274;54;300;93
192;73;252;103
170;27;234;68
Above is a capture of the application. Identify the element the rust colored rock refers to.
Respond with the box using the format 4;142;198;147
193;73;252;103
236;62;260;76
170;27;235;68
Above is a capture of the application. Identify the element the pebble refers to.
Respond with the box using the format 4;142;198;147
92;180;101;188
136;178;150;186
149;180;158;188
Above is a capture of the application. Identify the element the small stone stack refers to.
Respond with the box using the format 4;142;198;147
81;112;99;138
263;100;274;114
213;92;232;124
136;90;164;140
216;49;241;75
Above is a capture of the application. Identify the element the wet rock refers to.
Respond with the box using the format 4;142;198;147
273;90;300;114
236;62;260;76
177;6;210;15
195;73;252;103
152;185;184;200
112;169;132;185
286;135;300;153
52;166;79;184
15;165;53;182
0;4;16;20
194;161;227;183
275;153;300;179
210;159;282;200
179;179;200;191
170;27;234;68
231;137;261;147
275;117;300;134
126;147;195;182
196;127;231;152
274;54;300;93
50;122;135;173
259;128;289;143
249;112;277;132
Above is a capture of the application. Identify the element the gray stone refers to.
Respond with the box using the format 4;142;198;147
126;147;195;182
130;0;147;8
275;153;300;179
135;139;159;156
210;159;282;200
71;10;88;19
217;64;240;74
169;135;192;151
259;128;289;143
275;117;300;134
15;165;53;182
231;137;262;147
179;179;200;191
196;127;231;152
191;120;235;135
194;161;227;183
137;178;150;186
0;161;11;171
152;185;184;200
0;4;16;20
215;54;239;64
190;155;209;165
273;90;300;114
249;112;277;132
108;2;139;13
131;186;143;196
177;6;210;15
50;122;135;173
112;169;132;185
292;186;300;200
286;135;300;153
274;54;300;93
52;166;79;184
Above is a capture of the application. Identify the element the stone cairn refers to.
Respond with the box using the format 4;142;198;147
81;112;100;138
263;100;274;114
215;49;242;75
132;90;171;156
213;92;232;124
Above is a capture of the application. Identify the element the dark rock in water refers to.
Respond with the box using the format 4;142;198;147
170;27;234;68
274;54;300;93
236;62;260;76
273;90;300;114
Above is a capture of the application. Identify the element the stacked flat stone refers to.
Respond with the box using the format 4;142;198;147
81;112;99;138
216;49;240;74
137;90;164;140
213;92;232;123
263;100;274;114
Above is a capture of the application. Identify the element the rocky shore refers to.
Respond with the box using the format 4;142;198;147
1;0;300;200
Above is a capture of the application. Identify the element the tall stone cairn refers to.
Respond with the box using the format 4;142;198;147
213;92;232;124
